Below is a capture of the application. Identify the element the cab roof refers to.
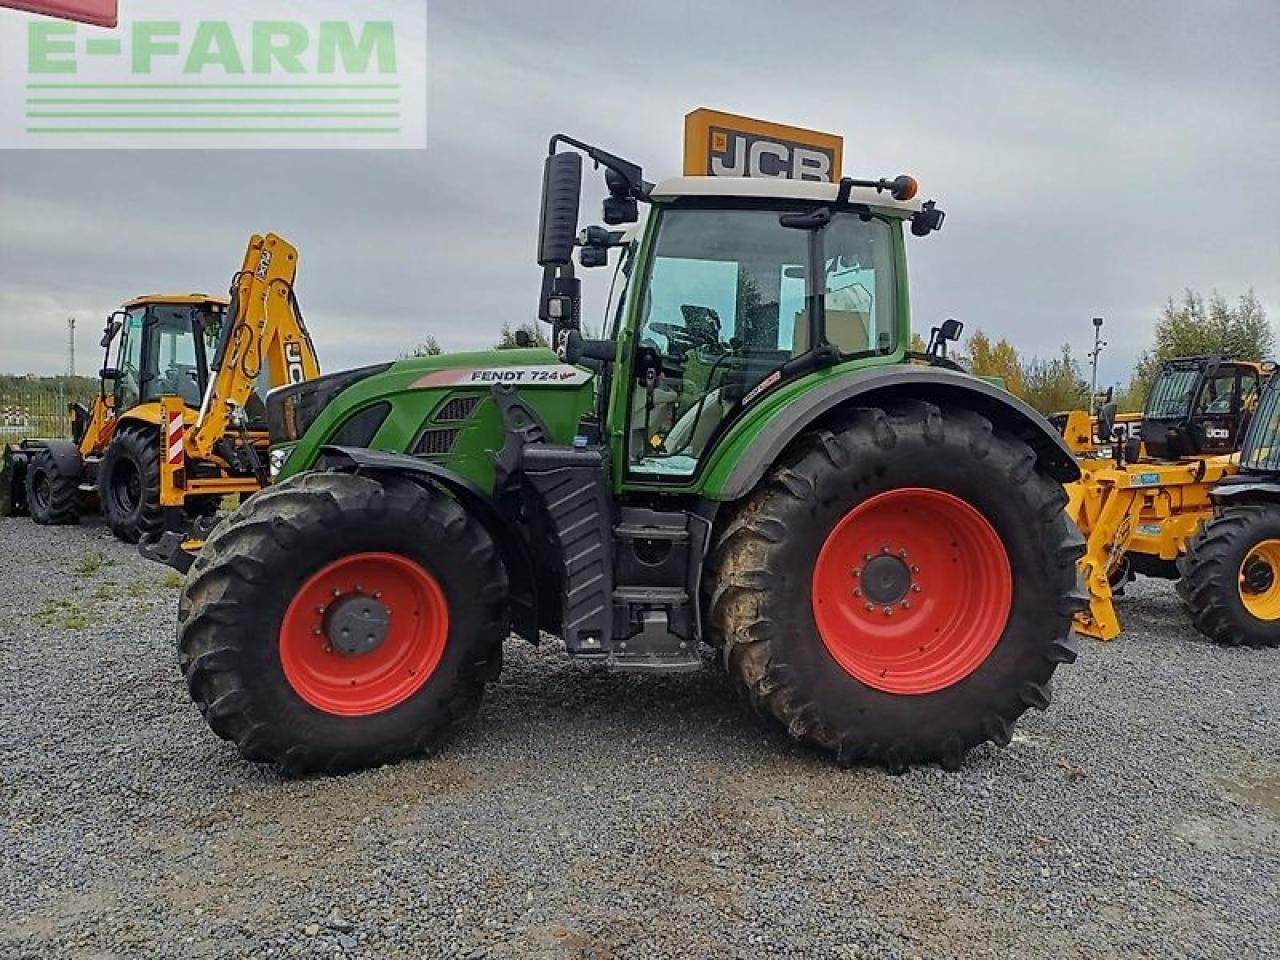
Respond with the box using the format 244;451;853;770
649;176;923;217
122;293;229;309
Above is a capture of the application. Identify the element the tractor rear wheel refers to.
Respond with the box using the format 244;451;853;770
25;449;79;525
178;471;508;775
707;401;1086;771
98;425;163;543
1177;505;1280;647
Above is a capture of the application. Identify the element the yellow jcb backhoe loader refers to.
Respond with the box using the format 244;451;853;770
140;233;321;568
2;234;320;549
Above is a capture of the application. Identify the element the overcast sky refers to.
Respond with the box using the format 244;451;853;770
1;0;1277;391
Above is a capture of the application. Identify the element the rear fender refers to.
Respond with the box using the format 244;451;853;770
317;445;541;643
37;439;84;479
713;365;1079;500
1209;479;1280;506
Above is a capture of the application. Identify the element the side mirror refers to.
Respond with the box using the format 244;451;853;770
911;200;945;237
100;319;122;348
537;152;583;267
1097;401;1118;447
926;317;963;360
938;318;963;343
99;367;121;381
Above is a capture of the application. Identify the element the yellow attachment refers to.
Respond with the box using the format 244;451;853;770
1069;456;1237;640
1239;539;1280;621
186;233;320;462
1061;410;1094;455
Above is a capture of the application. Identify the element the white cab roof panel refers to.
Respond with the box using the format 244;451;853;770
650;176;922;216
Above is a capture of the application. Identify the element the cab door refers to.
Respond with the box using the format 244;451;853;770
1191;363;1255;454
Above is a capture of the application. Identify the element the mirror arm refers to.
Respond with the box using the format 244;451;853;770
548;133;651;199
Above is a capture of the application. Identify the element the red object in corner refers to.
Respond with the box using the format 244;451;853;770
0;0;118;28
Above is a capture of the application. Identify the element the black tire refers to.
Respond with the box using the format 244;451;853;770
1177;505;1280;648
98;425;162;543
178;471;509;776
24;449;79;525
706;401;1086;771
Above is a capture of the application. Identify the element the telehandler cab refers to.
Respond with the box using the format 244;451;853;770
178;134;1085;775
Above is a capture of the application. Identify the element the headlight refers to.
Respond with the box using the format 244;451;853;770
269;444;296;480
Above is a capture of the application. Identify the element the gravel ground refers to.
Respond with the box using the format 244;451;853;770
1;516;1277;960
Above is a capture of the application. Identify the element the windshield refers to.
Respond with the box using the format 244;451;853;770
627;205;898;476
142;305;207;406
1145;367;1200;419
606;240;637;339
1243;374;1280;471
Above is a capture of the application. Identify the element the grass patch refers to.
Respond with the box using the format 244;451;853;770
162;572;183;590
76;551;111;576
35;598;89;631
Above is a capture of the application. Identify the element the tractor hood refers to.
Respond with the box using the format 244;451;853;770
394;348;595;390
270;347;599;491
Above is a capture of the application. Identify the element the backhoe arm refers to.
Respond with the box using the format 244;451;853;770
188;233;320;460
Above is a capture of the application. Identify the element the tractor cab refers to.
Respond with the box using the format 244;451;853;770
535;136;944;488
1139;356;1263;460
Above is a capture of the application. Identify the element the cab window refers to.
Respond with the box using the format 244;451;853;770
116;307;145;409
627;206;897;478
143;305;203;406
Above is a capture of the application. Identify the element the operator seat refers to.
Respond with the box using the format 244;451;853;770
791;309;870;354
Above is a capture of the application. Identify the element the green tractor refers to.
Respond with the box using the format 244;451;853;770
177;136;1085;775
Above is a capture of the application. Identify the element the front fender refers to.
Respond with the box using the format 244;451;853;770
706;365;1079;500
317;445;541;643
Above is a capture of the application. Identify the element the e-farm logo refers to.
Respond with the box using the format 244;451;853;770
0;0;426;148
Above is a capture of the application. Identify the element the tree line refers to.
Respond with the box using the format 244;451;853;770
920;288;1270;414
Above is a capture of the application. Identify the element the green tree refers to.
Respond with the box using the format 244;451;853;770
495;322;550;350
1126;289;1272;405
400;335;442;359
1020;344;1090;414
909;332;928;353
957;330;1025;396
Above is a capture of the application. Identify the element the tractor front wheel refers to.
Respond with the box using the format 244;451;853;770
177;471;508;775
1177;505;1280;647
98;426;163;543
25;449;79;525
707;401;1086;771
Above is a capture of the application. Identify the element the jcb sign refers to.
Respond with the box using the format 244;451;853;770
684;108;843;183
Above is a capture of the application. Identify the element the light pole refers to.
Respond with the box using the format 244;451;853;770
1088;317;1106;416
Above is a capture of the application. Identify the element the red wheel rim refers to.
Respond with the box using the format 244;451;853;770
279;552;449;716
811;488;1012;695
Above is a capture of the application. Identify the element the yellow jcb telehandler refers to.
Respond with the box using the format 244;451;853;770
1068;355;1266;639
